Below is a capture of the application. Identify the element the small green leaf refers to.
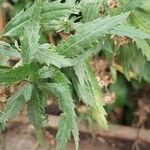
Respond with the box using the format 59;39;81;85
84;62;107;129
128;2;150;33
23;83;33;102
27;85;48;144
21;0;42;64
4;1;78;37
0;64;40;85
110;25;150;39
143;62;150;83
51;68;71;85
35;48;73;68
81;0;101;22
0;83;31;131
40;83;79;150
57;12;130;57
135;39;150;61
0;41;21;66
108;75;128;112
112;0;142;15
69;62;108;129
119;43;146;79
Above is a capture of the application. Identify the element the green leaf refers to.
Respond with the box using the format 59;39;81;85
4;1;78;37
0;83;32;131
84;62;107;129
40;83;79;150
69;68;92;105
34;48;73;68
57;12;130;57
0;64;40;85
28;86;47;126
69;62;107;129
110;25;150;39
21;0;42;64
119;43;146;79
38;66;53;79
73;46;103;85
0;41;21;66
141;1;150;12
108;75;128;112
51;68;71;85
112;0;142;15
27;85;48;144
81;0;101;22
74;63;87;85
135;39;150;61
41;1;79;30
128;11;150;33
23;83;33;102
36;46;99;71
65;0;76;4
56;115;72;150
143;62;150;83
4;8;32;37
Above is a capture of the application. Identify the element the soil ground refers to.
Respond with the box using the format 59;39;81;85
0;122;149;150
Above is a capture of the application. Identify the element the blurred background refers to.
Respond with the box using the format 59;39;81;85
0;0;150;150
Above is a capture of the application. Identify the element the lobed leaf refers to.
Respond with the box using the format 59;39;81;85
135;39;150;61
21;0;42;64
81;0;101;22
69;62;108;129
0;83;32;131
34;48;73;68
112;0;142;15
57;12;130;57
27;85;48;143
0;63;40;85
0;41;21;66
119;43;146;79
4;1;78;37
110;25;150;39
40;83;79;150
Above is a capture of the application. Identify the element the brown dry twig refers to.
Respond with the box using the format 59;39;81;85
58;32;70;40
48;32;55;45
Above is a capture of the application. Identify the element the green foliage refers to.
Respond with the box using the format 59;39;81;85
35;47;73;68
21;0;42;64
108;75;128;112
28;85;48;143
119;43;146;79
0;41;20;66
4;1;79;37
0;63;40;85
0;0;150;149
84;62;107;129
0;83;32;131
40;83;79;150
81;0;102;22
110;25;150;39
57;12;130;57
112;0;142;15
135;39;150;61
143;62;150;83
